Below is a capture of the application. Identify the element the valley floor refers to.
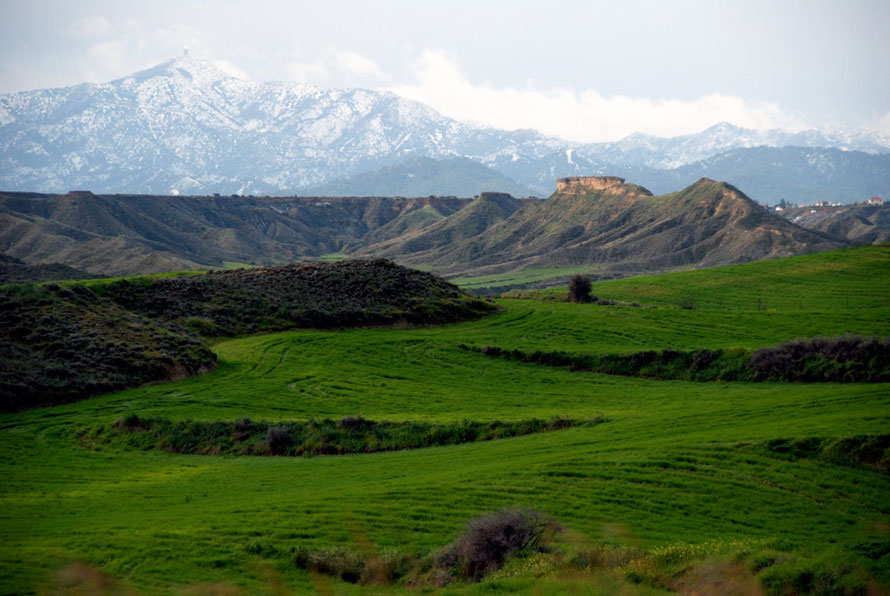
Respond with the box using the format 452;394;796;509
1;250;889;593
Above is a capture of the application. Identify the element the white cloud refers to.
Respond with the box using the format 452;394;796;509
334;51;390;83
86;41;126;78
287;61;330;85
874;112;890;137
213;59;253;81
69;16;111;39
390;50;809;142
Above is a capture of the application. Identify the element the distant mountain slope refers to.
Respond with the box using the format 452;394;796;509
0;178;848;280
610;147;890;205
368;192;524;259
0;253;97;284
579;122;890;170
299;156;535;198
0;191;468;276
363;177;845;277
0;55;568;195
783;204;890;245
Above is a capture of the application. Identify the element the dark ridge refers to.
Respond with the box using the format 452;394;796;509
0;253;99;284
93;258;496;337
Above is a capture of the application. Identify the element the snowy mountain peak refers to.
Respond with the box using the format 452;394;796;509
120;54;247;87
1;57;888;197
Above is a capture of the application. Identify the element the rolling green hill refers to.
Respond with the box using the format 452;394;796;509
0;259;492;411
505;245;890;312
0;248;888;594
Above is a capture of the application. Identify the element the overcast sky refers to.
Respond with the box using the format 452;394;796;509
1;0;888;142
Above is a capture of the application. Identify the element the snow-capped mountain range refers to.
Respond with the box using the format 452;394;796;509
1;54;888;196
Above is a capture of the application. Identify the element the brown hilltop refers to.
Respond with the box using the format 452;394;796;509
555;176;628;193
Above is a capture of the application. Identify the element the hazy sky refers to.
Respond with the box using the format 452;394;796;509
1;0;888;142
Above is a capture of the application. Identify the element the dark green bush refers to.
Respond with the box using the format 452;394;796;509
95;415;603;457
567;275;594;303
293;546;365;583
750;336;890;383
434;508;561;581
265;425;293;455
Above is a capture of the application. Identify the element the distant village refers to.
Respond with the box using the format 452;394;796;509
766;195;883;212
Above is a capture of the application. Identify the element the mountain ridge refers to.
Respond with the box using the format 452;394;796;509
0;177;847;282
360;177;845;277
1;54;887;199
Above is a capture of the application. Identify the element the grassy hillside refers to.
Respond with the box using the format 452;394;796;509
505;245;890;312
2;177;845;282
0;249;888;594
0;260;493;411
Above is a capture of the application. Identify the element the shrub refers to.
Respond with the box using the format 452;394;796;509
567;275;594;303
749;336;890;382
293;546;364;583
336;415;371;431
265;425;293;455
435;508;561;581
114;414;144;432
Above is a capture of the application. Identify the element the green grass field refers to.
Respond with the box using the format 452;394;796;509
507;245;890;312
451;266;598;290
1;247;889;594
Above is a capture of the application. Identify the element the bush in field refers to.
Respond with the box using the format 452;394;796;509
749;336;890;382
567;274;594;303
434;508;561;581
265;425;292;455
336;415;371;431
293;546;364;583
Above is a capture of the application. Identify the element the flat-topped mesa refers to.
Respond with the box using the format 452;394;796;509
63;190;95;200
556;176;625;193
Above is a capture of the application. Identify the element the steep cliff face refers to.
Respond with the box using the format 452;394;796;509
555;176;626;193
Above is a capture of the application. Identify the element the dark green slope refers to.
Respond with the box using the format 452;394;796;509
0;253;97;284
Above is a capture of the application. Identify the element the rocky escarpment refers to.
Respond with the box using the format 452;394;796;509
555;176;627;193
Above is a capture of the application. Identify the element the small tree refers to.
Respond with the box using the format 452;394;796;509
568;274;594;303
